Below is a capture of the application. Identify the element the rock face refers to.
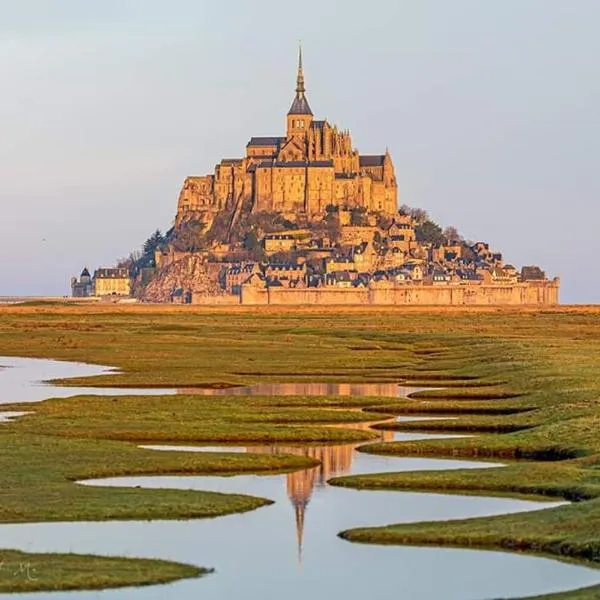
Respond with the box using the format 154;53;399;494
142;254;222;303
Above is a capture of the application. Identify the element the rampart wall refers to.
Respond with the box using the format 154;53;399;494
238;281;560;306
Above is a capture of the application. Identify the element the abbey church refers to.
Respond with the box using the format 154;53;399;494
176;47;398;224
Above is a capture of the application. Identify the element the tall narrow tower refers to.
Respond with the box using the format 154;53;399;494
287;43;313;139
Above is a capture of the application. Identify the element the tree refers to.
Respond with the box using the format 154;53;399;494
143;230;165;256
373;230;387;253
443;226;462;245
400;204;429;225
324;211;342;244
170;219;207;252
269;250;298;264
242;230;266;261
415;220;445;245
350;206;368;226
117;250;141;271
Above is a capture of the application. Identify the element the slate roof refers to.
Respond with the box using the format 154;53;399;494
359;155;385;167
274;161;308;168
456;269;481;281
247;137;285;147
94;268;129;279
256;160;275;168
288;93;313;116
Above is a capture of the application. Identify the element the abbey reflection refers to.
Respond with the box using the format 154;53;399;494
248;429;395;562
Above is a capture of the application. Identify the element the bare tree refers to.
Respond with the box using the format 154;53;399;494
443;226;462;244
400;204;429;225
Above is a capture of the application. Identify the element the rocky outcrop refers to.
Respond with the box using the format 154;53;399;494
142;254;222;303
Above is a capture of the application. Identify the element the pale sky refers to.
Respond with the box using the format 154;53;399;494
0;0;598;302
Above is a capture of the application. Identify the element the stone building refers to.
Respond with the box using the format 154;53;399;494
71;268;93;297
93;268;131;297
176;46;398;226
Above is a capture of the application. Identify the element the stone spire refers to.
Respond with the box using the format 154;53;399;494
296;42;305;94
288;42;313;116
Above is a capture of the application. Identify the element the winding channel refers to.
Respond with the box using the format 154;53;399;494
1;357;599;599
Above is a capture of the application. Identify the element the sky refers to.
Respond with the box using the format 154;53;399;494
0;0;598;303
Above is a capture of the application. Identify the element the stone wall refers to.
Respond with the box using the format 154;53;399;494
240;280;560;306
192;294;241;306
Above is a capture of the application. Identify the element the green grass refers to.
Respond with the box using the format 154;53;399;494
0;550;207;593
2;305;600;597
517;586;600;600
2;394;385;444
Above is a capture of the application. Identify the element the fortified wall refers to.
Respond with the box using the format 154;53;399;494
236;281;560;307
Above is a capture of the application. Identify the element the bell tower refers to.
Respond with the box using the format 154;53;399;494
287;43;313;140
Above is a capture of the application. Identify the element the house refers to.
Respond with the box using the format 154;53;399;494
225;263;260;294
353;273;370;288
325;256;356;273
264;234;296;254
388;222;416;242
371;270;389;282
352;242;378;270
264;263;306;280
325;271;354;287
430;268;451;285
453;269;482;284
480;267;518;285
93;268;131;297
402;263;423;282
388;268;408;284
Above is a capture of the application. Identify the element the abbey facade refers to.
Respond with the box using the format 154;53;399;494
176;48;398;225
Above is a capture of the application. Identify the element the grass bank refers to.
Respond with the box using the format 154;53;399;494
0;550;207;593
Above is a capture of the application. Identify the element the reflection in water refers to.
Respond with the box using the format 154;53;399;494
143;429;473;565
249;444;357;562
179;382;425;397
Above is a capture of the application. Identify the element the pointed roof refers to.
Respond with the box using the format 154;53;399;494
288;43;313;116
80;267;90;278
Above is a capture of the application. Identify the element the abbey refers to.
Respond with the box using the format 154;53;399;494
177;47;398;224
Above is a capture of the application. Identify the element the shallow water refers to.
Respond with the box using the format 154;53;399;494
0;357;175;403
0;411;31;422
0;357;599;599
